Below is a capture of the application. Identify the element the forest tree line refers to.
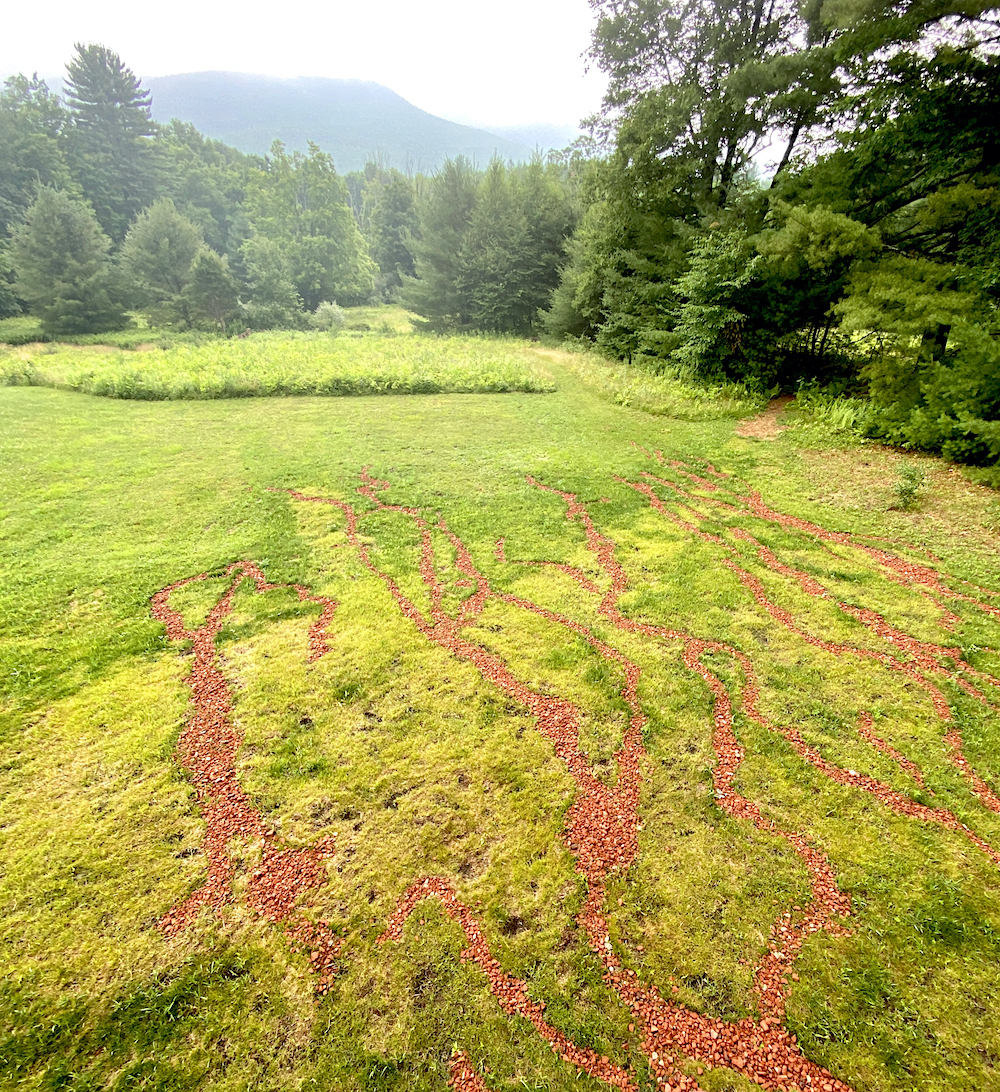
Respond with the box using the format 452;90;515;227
2;1;1000;476
0;44;576;338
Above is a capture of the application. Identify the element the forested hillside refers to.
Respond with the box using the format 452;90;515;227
144;73;534;171
0;44;576;339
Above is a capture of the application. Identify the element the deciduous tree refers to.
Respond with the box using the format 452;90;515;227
183;249;240;334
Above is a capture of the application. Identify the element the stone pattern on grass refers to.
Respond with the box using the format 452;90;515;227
152;454;1000;1091
151;562;341;993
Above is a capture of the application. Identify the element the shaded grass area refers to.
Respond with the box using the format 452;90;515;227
2;344;1000;1091
0;313;216;350
0;332;554;401
546;346;769;421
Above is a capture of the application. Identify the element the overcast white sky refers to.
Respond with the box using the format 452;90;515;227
3;0;608;128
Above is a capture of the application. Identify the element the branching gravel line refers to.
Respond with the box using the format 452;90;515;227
151;562;341;993
290;471;875;1092
626;456;1000;815
150;452;998;1092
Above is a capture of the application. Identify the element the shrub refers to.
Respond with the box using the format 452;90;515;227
309;301;346;332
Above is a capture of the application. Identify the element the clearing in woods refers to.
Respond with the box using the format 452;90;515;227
2;343;999;1092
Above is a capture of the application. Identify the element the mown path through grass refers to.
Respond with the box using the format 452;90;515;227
3;347;1000;1092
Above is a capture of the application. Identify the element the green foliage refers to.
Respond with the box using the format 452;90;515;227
12;188;127;336
893;465;926;510
120;198;202;326
364;168;418;297
182;249;240;334
834;257;1000;471
309;300;346;332
555;345;768;419
157;119;253;256
403;158;575;335
545;0;1000;471
590;0;829;212
671;229;768;382
243;142;375;311
0;74;75;241
401;157;478;330
792;385;875;437
63;43;160;243
457;160;534;335
0;244;19;319
239;235;304;330
0;329;556;400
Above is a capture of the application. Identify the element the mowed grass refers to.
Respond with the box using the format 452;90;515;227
2;337;1000;1092
0;330;554;400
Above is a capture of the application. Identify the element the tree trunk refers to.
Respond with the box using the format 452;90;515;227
920;323;951;363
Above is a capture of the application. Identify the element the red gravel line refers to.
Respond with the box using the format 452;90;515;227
151;562;341;993
448;1049;491;1091
623;467;1000;810
636;451;998;620
738;486;1000;620
381;878;636;1090
495;535;602;594
721;559;1000;812
944;729;1000;813
624;475;1000;846
293;478;857;1091
856;713;929;790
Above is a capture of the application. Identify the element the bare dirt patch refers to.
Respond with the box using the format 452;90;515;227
735;396;796;439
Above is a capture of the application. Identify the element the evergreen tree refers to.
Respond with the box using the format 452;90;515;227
12;187;126;335
183;249;240;333
400;157;478;329
457;161;533;334
513;159;576;326
120;198;202;326
0;244;19;318
366;169;418;296
63;43;160;242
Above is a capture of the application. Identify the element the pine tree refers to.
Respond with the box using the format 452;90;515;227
63;43;160;242
366;170;418;296
0;244;19;318
400;158;478;329
120;198;202;326
12;187;126;335
183;249;240;333
457;161;533;334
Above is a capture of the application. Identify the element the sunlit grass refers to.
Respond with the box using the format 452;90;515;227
0;330;555;401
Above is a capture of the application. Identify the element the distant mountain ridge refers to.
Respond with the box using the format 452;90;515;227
144;73;537;172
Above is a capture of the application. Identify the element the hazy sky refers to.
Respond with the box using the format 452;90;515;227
3;0;608;128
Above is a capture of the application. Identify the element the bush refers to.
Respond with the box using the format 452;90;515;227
893;465;926;510
309;301;346;332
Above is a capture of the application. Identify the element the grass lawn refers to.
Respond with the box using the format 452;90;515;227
1;338;999;1092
